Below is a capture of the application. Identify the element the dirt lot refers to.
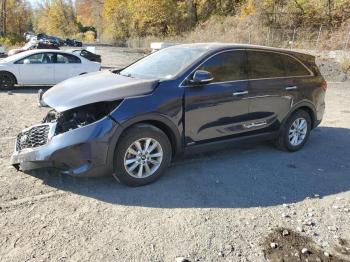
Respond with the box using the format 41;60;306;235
0;47;350;262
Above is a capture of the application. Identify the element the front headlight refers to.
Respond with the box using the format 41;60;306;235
42;100;122;135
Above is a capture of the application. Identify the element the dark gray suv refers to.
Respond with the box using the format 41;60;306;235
11;43;326;186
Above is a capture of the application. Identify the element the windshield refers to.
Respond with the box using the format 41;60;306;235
1;52;24;63
120;47;207;80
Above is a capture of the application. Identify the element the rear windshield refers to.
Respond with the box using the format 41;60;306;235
120;47;207;80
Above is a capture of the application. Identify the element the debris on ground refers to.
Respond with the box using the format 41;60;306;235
262;228;349;262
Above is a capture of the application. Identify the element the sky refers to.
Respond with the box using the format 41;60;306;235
28;0;76;7
28;0;40;7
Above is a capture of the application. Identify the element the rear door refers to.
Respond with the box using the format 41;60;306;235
184;50;251;144
54;53;82;83
246;50;296;132
16;52;55;85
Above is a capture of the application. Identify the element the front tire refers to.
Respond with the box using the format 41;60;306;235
0;72;16;89
113;124;172;187
275;110;311;152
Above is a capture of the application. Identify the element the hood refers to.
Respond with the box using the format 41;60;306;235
42;70;159;112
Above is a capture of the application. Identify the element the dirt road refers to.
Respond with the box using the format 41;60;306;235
0;48;350;261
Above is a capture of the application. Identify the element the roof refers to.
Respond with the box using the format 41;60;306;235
1;49;80;63
170;42;314;57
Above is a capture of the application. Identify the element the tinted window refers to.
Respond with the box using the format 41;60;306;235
16;53;55;64
56;53;81;64
281;55;311;76
247;51;285;79
199;51;247;82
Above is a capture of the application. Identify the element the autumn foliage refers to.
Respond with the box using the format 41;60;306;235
1;0;350;47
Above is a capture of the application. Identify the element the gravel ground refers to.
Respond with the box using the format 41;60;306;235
0;47;350;262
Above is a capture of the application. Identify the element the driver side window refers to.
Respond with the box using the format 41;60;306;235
16;53;55;64
199;50;247;83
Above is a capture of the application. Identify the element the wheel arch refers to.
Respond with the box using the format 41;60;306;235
285;101;317;129
0;70;18;84
106;114;183;172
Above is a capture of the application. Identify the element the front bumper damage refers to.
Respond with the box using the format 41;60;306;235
10;116;119;177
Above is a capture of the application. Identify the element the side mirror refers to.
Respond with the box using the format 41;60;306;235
191;70;213;85
23;59;31;64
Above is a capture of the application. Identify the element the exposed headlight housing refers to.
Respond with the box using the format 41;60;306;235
42;100;122;135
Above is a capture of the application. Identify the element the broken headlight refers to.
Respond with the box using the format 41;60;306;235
43;101;121;135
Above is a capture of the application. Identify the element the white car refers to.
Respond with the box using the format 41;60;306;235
0;49;101;88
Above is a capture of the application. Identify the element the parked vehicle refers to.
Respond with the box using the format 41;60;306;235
36;33;48;41
0;49;100;87
8;41;59;56
11;43;326;186
65;38;83;47
71;49;101;63
150;42;178;52
23;32;37;42
46;36;65;47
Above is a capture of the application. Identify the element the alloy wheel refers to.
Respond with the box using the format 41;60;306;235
288;118;308;146
123;137;163;178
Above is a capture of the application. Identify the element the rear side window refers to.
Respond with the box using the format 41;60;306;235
247;51;285;79
280;55;311;77
199;50;247;82
56;53;81;64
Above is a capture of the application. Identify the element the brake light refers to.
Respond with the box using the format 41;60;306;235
321;80;327;91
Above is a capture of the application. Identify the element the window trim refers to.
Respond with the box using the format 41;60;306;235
197;49;248;84
55;52;82;64
179;48;314;88
14;52;55;65
246;49;313;80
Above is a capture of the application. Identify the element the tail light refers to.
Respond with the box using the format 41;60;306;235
321;80;327;91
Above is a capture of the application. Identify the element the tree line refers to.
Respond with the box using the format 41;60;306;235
0;0;350;45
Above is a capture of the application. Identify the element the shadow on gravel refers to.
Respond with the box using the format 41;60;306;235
0;86;50;94
30;126;350;208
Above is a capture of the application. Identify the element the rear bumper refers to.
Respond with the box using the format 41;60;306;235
11;116;119;177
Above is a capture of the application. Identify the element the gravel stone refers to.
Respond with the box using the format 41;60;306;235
176;257;191;262
282;230;290;236
328;226;338;231
270;242;278;249
301;248;309;254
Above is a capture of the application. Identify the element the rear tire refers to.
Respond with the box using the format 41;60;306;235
274;110;311;152
0;72;16;89
112;124;172;187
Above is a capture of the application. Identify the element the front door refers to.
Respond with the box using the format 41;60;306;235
184;50;251;145
17;52;55;85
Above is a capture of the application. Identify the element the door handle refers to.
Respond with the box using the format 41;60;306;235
285;86;298;90
233;91;248;96
244;121;267;129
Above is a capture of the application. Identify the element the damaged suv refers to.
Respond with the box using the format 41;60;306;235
11;43;326;186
